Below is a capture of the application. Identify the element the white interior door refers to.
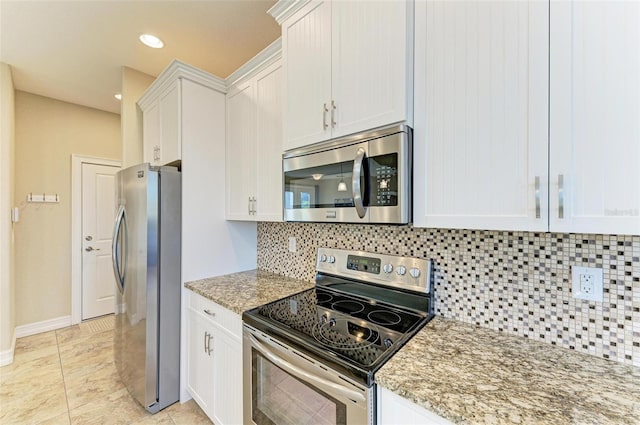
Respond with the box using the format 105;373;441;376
82;163;119;320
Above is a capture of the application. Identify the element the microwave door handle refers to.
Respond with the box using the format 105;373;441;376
352;147;367;219
248;334;365;402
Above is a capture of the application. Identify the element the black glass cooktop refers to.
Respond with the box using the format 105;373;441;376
243;280;431;381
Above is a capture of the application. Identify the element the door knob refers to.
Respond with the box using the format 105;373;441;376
85;236;93;241
85;246;99;252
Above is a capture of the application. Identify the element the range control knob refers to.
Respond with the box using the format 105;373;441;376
383;264;394;274
320;254;327;262
384;338;393;348
409;268;421;278
396;265;407;276
329;318;337;328
328;255;336;264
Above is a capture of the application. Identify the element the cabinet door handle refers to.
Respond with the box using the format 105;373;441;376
558;174;564;219
204;331;209;354
207;334;213;356
331;100;336;128
252;197;257;215
248;197;252;215
323;103;328;130
203;309;215;317
534;176;541;219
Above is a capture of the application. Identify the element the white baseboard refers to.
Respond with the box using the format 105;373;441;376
15;315;72;339
0;330;16;366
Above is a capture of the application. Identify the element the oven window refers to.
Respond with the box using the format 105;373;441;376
252;349;347;425
284;160;363;210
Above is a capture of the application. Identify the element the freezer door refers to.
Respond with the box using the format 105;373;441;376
114;163;159;411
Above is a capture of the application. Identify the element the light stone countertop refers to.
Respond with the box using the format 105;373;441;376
184;269;314;315
377;317;640;425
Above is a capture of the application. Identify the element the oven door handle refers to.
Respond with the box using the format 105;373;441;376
248;334;366;402
352;147;367;219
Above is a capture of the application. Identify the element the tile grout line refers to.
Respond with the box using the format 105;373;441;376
55;330;73;425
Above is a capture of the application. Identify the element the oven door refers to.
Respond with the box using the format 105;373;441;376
243;325;372;425
283;141;370;223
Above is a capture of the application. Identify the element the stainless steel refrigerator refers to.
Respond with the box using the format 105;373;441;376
111;163;181;413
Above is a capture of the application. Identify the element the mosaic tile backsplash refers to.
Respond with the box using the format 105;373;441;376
257;222;640;367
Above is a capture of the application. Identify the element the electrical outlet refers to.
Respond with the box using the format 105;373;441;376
288;237;297;253
572;266;603;302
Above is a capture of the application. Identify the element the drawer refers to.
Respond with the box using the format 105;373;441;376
188;291;242;339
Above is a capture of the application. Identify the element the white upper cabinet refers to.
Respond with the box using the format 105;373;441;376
414;0;549;231
226;41;283;222
138;61;228;167
331;0;412;140
255;62;284;221
281;1;332;150
275;0;413;151
549;1;640;235
142;79;181;166
227;81;256;220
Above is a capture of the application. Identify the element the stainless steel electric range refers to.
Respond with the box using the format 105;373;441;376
242;248;434;425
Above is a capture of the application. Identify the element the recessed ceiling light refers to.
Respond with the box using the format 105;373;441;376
114;93;122;101
139;34;164;49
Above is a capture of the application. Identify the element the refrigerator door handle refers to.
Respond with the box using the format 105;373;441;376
111;205;126;294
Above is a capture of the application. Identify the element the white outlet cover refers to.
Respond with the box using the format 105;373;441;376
572;266;603;302
288;237;297;253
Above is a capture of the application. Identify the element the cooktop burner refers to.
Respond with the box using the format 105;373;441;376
243;248;434;387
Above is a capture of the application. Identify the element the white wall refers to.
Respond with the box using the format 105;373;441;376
13;92;121;326
0;62;16;359
121;66;155;168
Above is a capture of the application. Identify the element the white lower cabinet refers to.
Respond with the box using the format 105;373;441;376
378;387;453;425
187;291;243;425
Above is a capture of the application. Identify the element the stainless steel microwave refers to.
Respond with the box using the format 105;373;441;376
283;125;412;224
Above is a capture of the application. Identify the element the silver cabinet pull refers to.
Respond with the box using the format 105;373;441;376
203;309;215;317
207;334;213;356
204;331;209;353
323;103;328;130
252;197;257;215
248;196;251;215
558;174;564;219
331;100;336;128
534;176;541;219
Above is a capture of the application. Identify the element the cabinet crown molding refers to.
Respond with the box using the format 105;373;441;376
138;59;226;111
225;38;282;89
268;0;312;25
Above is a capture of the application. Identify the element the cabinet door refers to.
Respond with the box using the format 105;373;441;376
211;331;243;425
413;0;549;231
143;101;160;165
255;61;284;222
282;0;332;150
378;387;453;425
549;1;640;235
331;0;411;138
159;80;181;165
226;81;257;220
187;310;214;416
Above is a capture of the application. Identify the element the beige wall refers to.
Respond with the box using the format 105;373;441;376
121;67;154;168
0;63;16;353
14;92;120;326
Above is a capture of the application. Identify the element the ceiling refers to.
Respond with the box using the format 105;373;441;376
0;0;280;114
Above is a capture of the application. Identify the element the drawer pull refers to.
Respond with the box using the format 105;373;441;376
204;309;215;317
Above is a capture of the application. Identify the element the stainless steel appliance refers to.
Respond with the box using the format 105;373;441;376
242;248;433;425
283;125;412;224
111;163;181;413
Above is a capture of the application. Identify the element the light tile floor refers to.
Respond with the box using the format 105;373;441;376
0;316;212;425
